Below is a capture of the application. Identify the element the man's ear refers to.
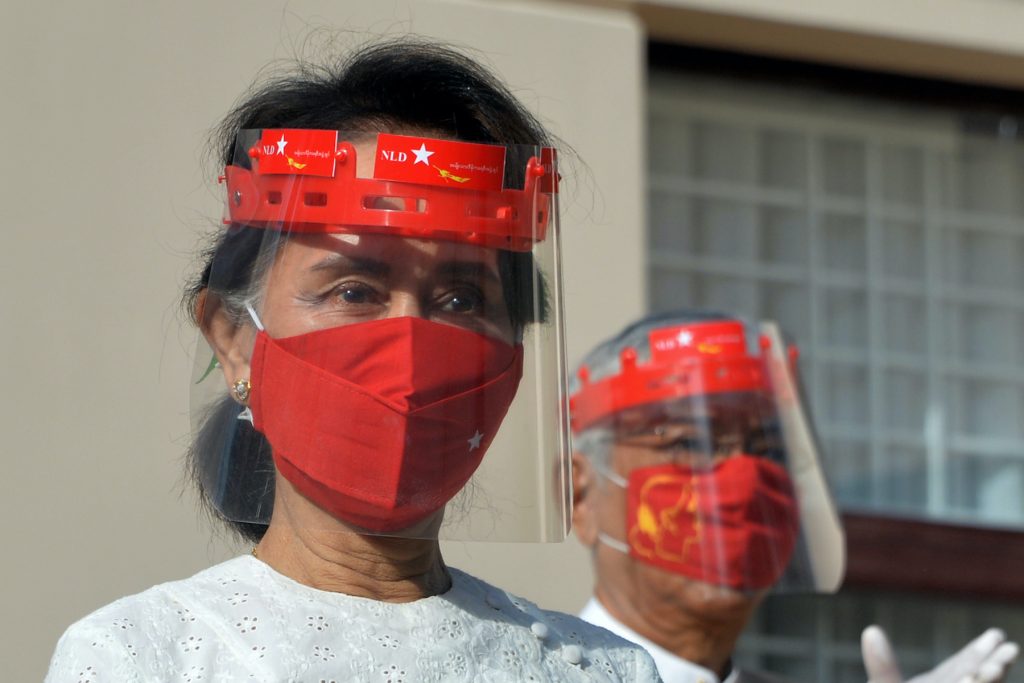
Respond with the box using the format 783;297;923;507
572;451;599;548
196;289;254;393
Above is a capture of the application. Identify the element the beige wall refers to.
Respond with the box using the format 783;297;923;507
20;1;1024;680
559;0;1024;89
2;1;645;680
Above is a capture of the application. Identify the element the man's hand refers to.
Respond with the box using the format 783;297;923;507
863;625;1018;683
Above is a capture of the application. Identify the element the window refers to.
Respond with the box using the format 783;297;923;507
737;589;1024;682
648;50;1024;680
648;60;1024;528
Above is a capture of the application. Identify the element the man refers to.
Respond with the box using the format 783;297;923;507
569;310;1017;683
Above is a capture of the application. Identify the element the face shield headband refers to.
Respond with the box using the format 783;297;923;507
569;320;798;434
222;130;557;250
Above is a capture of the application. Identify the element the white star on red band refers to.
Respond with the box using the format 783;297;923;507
412;143;434;166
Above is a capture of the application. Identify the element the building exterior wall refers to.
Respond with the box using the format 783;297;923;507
2;2;645;680
554;0;1024;88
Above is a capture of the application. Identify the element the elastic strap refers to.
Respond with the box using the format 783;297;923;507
597;532;631;555
245;301;265;331
594;462;628;489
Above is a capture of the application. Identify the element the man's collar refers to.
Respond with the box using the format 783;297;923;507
580;597;729;683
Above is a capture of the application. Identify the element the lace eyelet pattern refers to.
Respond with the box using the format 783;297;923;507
45;556;660;682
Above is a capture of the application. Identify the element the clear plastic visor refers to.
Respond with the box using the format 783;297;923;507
189;131;569;542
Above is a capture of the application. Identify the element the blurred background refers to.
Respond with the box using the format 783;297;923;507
6;1;1024;680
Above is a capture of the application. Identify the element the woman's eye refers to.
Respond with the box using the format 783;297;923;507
334;282;381;306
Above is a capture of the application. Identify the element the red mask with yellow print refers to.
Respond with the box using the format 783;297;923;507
623;454;799;591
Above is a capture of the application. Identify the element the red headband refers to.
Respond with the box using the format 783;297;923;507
222;131;556;252
570;320;795;433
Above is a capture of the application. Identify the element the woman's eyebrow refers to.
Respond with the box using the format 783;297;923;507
308;253;390;277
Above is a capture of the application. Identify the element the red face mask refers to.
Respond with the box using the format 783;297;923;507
618;455;799;591
248;316;523;533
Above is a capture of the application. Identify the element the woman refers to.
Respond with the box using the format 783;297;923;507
46;40;660;681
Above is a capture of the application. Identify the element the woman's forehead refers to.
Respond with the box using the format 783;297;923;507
271;232;502;271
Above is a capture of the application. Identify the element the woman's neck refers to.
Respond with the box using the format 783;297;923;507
253;482;451;602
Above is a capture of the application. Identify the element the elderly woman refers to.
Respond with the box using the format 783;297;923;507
45;40;659;682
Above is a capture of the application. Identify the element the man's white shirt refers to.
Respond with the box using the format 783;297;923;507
580;597;738;683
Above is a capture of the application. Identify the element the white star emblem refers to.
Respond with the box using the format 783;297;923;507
276;134;288;155
467;430;484;451
412;143;434;166
676;330;693;346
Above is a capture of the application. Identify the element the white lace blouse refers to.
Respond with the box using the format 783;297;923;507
45;556;661;682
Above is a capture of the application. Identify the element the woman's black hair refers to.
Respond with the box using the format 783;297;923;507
184;38;556;543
